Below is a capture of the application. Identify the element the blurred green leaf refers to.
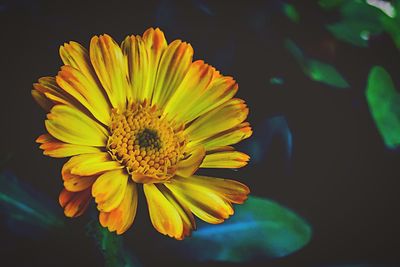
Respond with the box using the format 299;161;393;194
366;66;400;150
86;219;141;267
285;39;350;88
327;20;383;47
283;3;300;23
322;0;400;48
160;196;311;262
0;170;64;235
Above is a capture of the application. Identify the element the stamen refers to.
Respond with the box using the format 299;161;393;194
107;102;186;183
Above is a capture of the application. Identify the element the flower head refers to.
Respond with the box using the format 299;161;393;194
32;28;252;239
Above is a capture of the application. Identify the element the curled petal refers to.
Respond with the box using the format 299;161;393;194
59;188;92;217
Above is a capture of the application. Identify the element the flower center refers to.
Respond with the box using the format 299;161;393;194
107;102;186;183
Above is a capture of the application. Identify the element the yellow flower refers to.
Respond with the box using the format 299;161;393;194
32;28;252;239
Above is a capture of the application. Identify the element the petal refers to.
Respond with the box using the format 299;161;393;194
165;175;249;224
143;183;183;239
92;169;128;212
152;40;193;107
196;122;253;151
163;60;214;123
63;175;97;192
158;184;196;239
200;151;250;169
99;182;138;234
59;41;104;91
141;28;168;102
45;105;108;147
121;35;151;102
59;188;91;217
61;154;101;192
185;98;249;143
56;65;111;125
90;34;128;110
180;75;238;123
33;76;77;109
173;175;250;204
64;152;122;176
31;89;53;111
36;134;101;158
175;146;205;177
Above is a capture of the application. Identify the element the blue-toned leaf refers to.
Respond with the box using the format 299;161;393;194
366;66;400;150
241;116;292;165
285;39;350;88
0;170;65;236
160;196;312;263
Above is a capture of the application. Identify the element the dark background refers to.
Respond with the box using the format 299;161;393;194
1;0;399;266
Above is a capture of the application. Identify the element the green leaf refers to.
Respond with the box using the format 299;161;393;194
283;3;300;23
160;196;312;262
285;39;350;88
327;20;383;47
366;66;400;150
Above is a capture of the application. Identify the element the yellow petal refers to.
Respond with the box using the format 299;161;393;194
92;169;128;212
163;60;214;123
63;175;97;192
59;188;91;217
185;98;249;143
31;89;53;111
181;75;238;123
152;40;193;107
33;76;77;109
61;154;100;192
37;134;101;158
200;151;250;169
65;153;122;176
198;122;252;151
175;146;205;177
165;175;239;224
142;28;168;101
90;34;128;110
175;175;250;204
122;35;150;102
158;184;196;239
143;183;183;239
99;182;138;234
56;65;111;125
45;105;108;147
59;41;104;93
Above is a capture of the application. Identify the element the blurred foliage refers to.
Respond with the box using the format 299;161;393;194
285;39;350;88
157;196;311;263
321;0;400;49
86;219;141;267
282;3;300;23
366;66;400;150
0;170;64;237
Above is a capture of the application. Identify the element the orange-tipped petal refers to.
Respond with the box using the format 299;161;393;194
59;188;91;217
